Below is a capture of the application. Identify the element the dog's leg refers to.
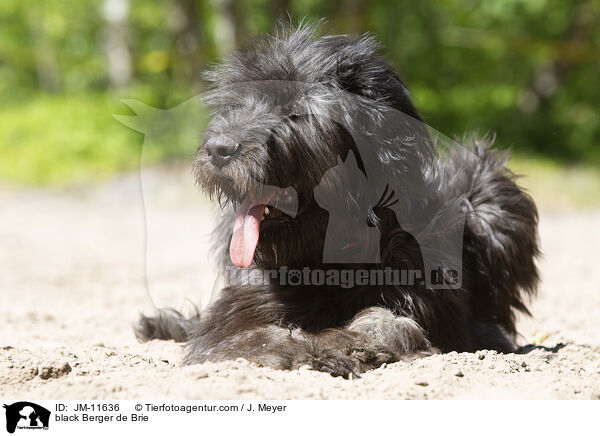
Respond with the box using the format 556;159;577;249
470;322;515;353
345;307;436;362
134;309;200;343
185;303;433;378
292;307;435;377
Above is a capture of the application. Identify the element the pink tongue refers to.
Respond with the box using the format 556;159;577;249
230;203;265;268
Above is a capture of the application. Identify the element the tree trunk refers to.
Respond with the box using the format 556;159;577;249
102;0;132;88
169;0;204;86
27;9;61;92
211;0;245;55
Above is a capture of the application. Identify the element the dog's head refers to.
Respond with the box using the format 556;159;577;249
194;23;432;268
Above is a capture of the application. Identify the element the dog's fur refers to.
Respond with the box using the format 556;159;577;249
136;24;539;378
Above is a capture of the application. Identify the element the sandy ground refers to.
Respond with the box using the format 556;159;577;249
1;169;599;400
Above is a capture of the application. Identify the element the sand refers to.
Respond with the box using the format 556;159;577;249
1;169;599;399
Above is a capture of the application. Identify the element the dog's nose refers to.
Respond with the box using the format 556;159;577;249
205;137;239;168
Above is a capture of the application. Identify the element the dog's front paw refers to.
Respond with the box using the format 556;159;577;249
294;349;363;379
349;346;396;367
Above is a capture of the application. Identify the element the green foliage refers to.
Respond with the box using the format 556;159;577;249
0;0;598;187
0;94;142;185
368;0;600;162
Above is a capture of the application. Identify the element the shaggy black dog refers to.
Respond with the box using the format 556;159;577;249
136;24;539;378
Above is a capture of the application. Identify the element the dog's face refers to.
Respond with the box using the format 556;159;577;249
194;25;424;268
196;80;348;206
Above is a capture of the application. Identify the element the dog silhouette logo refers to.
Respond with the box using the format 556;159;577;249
3;402;50;434
314;152;384;264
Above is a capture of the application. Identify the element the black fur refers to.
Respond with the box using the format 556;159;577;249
135;23;539;378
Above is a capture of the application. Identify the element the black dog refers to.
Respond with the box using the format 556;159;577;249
136;23;539;377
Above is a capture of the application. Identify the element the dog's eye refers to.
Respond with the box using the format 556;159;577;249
289;107;301;118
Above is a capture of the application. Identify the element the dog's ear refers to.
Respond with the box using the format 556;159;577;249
335;37;423;122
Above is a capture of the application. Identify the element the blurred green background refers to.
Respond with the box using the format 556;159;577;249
0;0;598;205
